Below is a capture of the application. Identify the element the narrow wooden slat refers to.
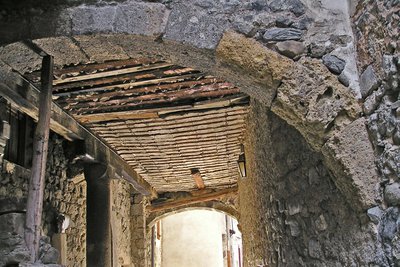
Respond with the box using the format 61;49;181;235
65;82;236;110
90;105;247;128
53;62;175;85
74;97;247;123
76;112;159;123
93;113;245;135
70;90;242;115
57;77;220;102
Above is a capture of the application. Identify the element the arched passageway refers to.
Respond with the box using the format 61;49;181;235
0;0;398;266
148;209;242;267
0;31;380;267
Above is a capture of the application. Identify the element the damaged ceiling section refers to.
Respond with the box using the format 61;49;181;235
25;58;250;192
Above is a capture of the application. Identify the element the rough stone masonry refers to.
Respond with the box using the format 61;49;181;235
0;0;398;266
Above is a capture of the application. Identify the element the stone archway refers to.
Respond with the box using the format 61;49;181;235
0;1;388;266
0;31;378;211
0;32;380;266
147;200;239;229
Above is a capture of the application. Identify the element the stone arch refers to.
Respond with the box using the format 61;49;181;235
0;1;387;265
0;31;378;211
147;202;239;229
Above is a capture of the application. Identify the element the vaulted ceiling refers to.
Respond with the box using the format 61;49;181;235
26;58;249;192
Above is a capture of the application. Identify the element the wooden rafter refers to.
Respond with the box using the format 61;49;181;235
147;187;237;213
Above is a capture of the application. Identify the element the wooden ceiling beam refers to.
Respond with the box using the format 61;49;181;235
147;187;237;213
25;58;161;82
52;62;175;85
74;96;248;123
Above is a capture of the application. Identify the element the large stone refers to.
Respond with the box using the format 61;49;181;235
308;239;323;259
216;31;294;94
0;213;25;236
322;54;346;75
385;183;400;206
321;118;379;211
367;206;383;224
70;5;116;34
275;40;306;59
164;2;229;49
269;0;306;17
40;246;60;264
72;35;129;62
113;2;170;36
271;57;361;150
315;214;328;231
263;27;303;41
33;37;88;67
0;42;42;73
360;65;379;98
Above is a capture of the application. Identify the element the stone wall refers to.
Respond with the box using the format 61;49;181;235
111;179;133;267
0;126;87;266
0;0;359;94
239;100;385;266
353;1;400;265
131;194;148;267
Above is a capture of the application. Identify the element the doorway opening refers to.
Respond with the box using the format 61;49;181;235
150;209;242;267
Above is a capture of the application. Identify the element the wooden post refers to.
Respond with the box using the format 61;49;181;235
85;163;112;267
25;55;53;262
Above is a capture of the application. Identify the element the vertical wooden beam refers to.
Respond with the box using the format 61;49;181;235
24;55;53;262
85;163;112;267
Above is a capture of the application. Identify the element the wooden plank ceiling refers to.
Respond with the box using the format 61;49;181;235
25;58;249;192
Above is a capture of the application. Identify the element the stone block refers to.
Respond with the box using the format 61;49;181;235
360;65;379;98
269;0;306;17
385;183;400;206
114;2;170;36
271;57;361;150
322;54;346;75
0;42;42;73
275;40;306;59
367;206;383;224
33;37;88;68
321;117;379;211
315;214;328;231
70;5;117;35
164;2;229;49
263;27;303;41
72;35;129;62
216;31;294;96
